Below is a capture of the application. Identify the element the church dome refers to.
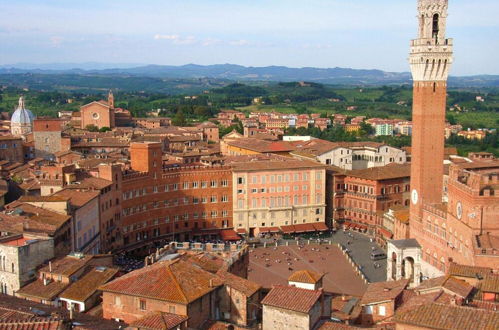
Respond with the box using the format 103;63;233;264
11;96;35;125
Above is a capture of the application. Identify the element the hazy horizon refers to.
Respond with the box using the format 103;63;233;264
1;0;498;76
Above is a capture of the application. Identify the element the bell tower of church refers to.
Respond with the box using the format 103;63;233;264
409;0;453;222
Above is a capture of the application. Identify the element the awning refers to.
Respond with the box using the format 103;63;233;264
236;228;247;235
378;228;393;239
294;223;316;233
220;229;241;241
260;227;280;233
192;229;220;236
280;225;296;234
313;223;329;231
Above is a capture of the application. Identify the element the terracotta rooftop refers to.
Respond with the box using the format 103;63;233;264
2;202;71;234
0;294;124;329
448;263;492;279
317;322;363;329
288;270;324;284
129;312;188;330
261;285;322;314
60;267;119;302
217;270;261;297
100;259;223;304
52;189;99;208
180;253;225;274
416;276;474;299
481;274;499;294
225;138;295;153
394;303;499;330
360;279;409;305
338;163;411;181
39;255;94;277
226;155;325;172
16;279;69;301
19;195;70;203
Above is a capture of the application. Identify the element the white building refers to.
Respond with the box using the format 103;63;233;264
291;139;407;170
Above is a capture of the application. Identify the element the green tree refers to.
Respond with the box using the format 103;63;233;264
99;127;111;132
172;111;187;126
85;124;99;132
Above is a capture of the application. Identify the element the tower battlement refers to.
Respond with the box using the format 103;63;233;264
410;0;453;81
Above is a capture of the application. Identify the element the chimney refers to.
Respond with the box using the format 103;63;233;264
209;279;214;288
49;261;52;273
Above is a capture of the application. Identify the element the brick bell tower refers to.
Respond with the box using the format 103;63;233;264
409;0;453;222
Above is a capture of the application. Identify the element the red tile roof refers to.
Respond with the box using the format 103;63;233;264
15;279;69;301
100;260;223;304
39;255;94;277
288;270;324;284
261;285;322;314
394;303;499;330
481;274;499;294
448;263;492;278
128;312;188;330
52;189;99;208
339;163;411;181
416;276;474;299
60;267;119;302
217;270;261;297
360;279;409;305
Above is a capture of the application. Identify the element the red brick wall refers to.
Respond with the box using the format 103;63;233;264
81;103;115;129
102;292;187;324
33;119;63;132
121;166;233;248
410;82;447;220
0;137;23;163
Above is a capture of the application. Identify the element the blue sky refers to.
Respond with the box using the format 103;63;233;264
1;0;498;75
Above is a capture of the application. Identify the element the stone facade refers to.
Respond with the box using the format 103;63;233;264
0;235;54;295
262;302;322;330
231;161;326;236
33;119;64;160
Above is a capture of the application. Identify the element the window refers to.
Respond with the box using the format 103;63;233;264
221;180;228;187
139;299;147;311
222;195;228;202
192;182;199;189
183;182;189;189
202;181;208;188
210;196;217;203
364;305;373;315
169;306;175;314
210;180;217;188
173;184;178;191
378;306;386;316
237;177;244;185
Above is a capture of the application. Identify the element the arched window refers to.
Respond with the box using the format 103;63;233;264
432;14;439;39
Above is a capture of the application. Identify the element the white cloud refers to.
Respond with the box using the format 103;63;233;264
154;34;179;40
49;36;64;46
154;34;197;45
229;39;250;46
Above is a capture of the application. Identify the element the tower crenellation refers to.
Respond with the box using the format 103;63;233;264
410;0;453;81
